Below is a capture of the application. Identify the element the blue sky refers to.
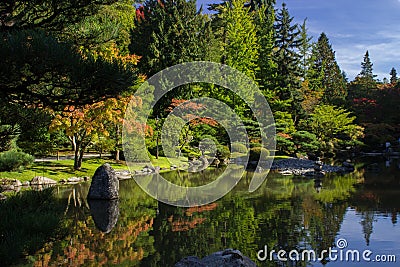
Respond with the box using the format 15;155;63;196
197;0;400;81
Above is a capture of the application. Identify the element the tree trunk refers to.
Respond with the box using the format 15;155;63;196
73;144;81;170
115;149;120;162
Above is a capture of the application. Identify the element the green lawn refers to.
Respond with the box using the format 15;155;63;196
0;156;188;183
0;155;286;183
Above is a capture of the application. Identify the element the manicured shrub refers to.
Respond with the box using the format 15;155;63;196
231;142;248;154
0;150;34;172
216;145;230;160
248;147;270;161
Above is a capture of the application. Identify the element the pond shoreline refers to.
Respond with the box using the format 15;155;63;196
270;157;355;177
0;157;356;198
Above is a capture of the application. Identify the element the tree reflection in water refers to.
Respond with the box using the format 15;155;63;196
6;158;400;267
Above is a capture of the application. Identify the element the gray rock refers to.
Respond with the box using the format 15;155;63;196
1;184;14;191
175;256;204;267
22;181;30;186
175;249;257;267
115;170;132;180
13;179;22;187
342;161;355;171
67;177;83;183
30;176;57;185
0;193;6;201
88;199;119;233
87;164;119;200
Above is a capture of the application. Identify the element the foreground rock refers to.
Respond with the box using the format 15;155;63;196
87;164;119;200
175;249;257;267
30;176;57;185
271;158;355;177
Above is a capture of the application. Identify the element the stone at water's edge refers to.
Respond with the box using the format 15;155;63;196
30;176;57;185
87;163;119;200
175;249;257;267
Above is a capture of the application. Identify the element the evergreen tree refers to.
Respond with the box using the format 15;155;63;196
273;3;303;119
310;33;347;104
348;51;377;100
223;0;259;79
390;67;397;84
130;0;211;77
0;0;116;32
298;18;313;80
0;30;136;109
255;2;277;101
208;0;260;116
360;50;376;80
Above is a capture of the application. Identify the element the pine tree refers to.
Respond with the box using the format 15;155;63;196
130;0;211;76
273;3;303;119
390;67;397;84
255;2;277;98
0;0;116;32
349;50;377;98
360;50;376;80
310;33;347;104
298;18;313;80
223;0;259;79
209;0;260;116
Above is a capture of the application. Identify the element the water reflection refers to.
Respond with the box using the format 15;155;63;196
3;158;400;266
88;199;119;233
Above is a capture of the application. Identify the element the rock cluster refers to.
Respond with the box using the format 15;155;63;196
271;158;355;177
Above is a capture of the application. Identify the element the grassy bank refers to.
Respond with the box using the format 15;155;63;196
0;155;288;183
0;156;187;183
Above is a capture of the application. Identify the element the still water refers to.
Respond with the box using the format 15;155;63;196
3;157;400;266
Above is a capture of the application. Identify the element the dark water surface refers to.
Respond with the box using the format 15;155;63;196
4;157;400;266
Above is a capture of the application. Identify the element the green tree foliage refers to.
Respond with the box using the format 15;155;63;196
254;2;278;101
348;51;377;100
310;33;347;104
64;0;136;56
0;0;116;32
215;0;259;115
130;0;211;76
275;111;296;155
298;19;313;80
360;50;376;81
222;0;259;79
307;104;364;153
0;150;34;172
273;3;303;118
0;30;137;110
390;67;397;84
291;130;319;155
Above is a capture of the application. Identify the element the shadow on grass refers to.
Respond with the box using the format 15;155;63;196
0;188;66;266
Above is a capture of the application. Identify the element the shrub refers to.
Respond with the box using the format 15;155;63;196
231;142;248;154
292;131;320;154
216;145;230;160
0;150;34;172
248;147;270;161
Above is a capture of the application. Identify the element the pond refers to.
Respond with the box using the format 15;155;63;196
1;157;400;266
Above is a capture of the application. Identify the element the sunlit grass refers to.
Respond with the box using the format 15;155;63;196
0;156;189;182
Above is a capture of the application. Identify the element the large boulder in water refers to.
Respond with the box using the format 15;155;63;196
87;164;119;200
175;249;257;267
